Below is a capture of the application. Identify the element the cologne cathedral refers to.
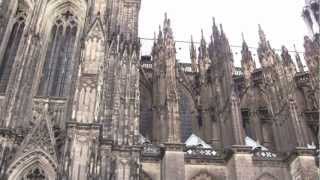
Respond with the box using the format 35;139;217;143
0;0;319;180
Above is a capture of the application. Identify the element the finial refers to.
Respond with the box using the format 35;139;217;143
241;32;249;51
201;29;204;38
219;24;224;33
212;17;216;26
241;32;245;42
164;12;170;28
157;25;163;41
258;24;267;44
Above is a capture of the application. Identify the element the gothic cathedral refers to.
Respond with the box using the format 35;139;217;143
0;0;319;180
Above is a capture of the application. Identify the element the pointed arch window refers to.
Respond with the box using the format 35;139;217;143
37;11;78;97
0;10;27;93
179;90;193;142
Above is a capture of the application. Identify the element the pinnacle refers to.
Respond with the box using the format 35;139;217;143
201;29;205;40
258;24;267;43
241;32;245;43
191;35;195;48
212;17;219;32
219;24;224;34
163;12;171;30
241;32;249;52
200;29;206;46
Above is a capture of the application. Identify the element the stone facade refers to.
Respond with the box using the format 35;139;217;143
0;0;319;180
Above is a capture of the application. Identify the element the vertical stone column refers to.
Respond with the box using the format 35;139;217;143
112;146;141;180
64;123;100;180
211;119;222;149
250;109;264;144
288;99;310;148
99;140;113;180
230;90;246;145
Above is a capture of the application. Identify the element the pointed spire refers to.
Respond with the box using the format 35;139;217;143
219;23;229;44
212;17;219;39
157;25;163;44
219;24;226;40
241;33;256;72
241;32;245;42
199;29;207;59
163;12;173;38
190;35;197;59
294;44;304;72
219;24;224;34
219;23;232;57
241;32;249;52
281;45;293;64
164;12;168;27
200;29;205;44
153;31;157;43
190;35;198;72
258;24;267;44
257;24;275;65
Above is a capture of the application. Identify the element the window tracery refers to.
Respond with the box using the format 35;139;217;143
21;167;47;180
37;10;78;97
0;9;27;93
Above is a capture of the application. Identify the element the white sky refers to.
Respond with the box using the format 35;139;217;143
138;0;308;66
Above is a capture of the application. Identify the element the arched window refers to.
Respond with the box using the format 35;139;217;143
140;84;153;139
261;121;275;150
179;89;193;142
37;11;78;97
0;9;27;93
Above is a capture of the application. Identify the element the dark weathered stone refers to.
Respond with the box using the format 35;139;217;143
0;0;318;180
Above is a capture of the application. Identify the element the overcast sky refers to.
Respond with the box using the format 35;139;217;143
138;0;308;66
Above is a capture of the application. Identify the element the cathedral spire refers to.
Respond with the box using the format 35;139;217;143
281;45;294;66
212;17;220;40
241;33;256;79
258;24;267;45
158;25;163;44
199;29;208;59
241;33;254;63
257;24;276;67
190;35;198;72
219;24;233;62
293;44;304;72
163;13;173;41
